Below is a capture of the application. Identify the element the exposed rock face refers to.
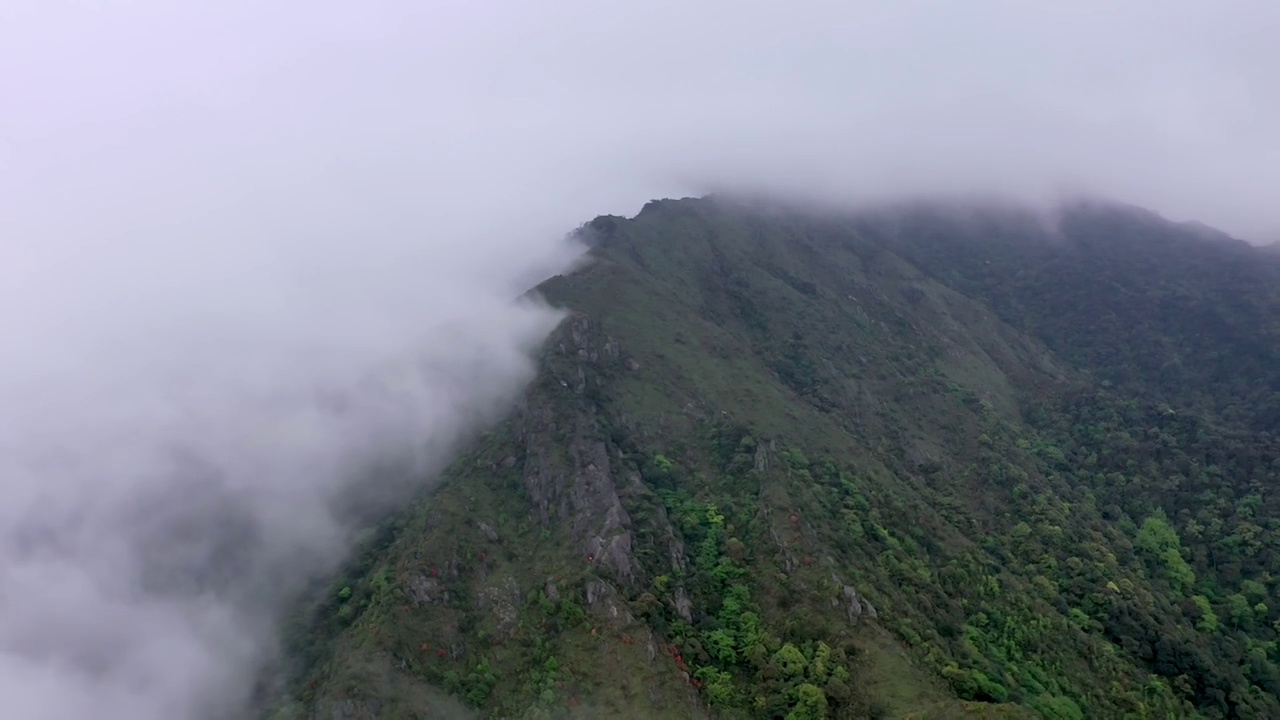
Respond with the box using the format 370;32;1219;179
844;585;862;622
753;440;771;473
863;597;879;619
406;574;443;607
516;314;642;588
476;521;500;542
673;586;694;623
583;578;635;626
832;574;877;623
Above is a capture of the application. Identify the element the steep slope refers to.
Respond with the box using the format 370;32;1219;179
852;200;1280;429
274;196;1280;720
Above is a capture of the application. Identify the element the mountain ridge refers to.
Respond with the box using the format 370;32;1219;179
272;195;1280;720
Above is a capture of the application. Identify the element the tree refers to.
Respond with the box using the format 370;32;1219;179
786;683;829;720
773;643;808;678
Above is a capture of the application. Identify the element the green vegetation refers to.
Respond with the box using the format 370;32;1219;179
272;196;1280;719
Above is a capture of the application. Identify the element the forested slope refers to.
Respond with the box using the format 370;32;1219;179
272;197;1280;719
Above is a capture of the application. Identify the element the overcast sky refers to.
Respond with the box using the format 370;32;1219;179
1;2;1278;718
4;1;1279;240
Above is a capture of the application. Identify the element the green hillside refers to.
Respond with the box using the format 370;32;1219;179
270;196;1280;719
